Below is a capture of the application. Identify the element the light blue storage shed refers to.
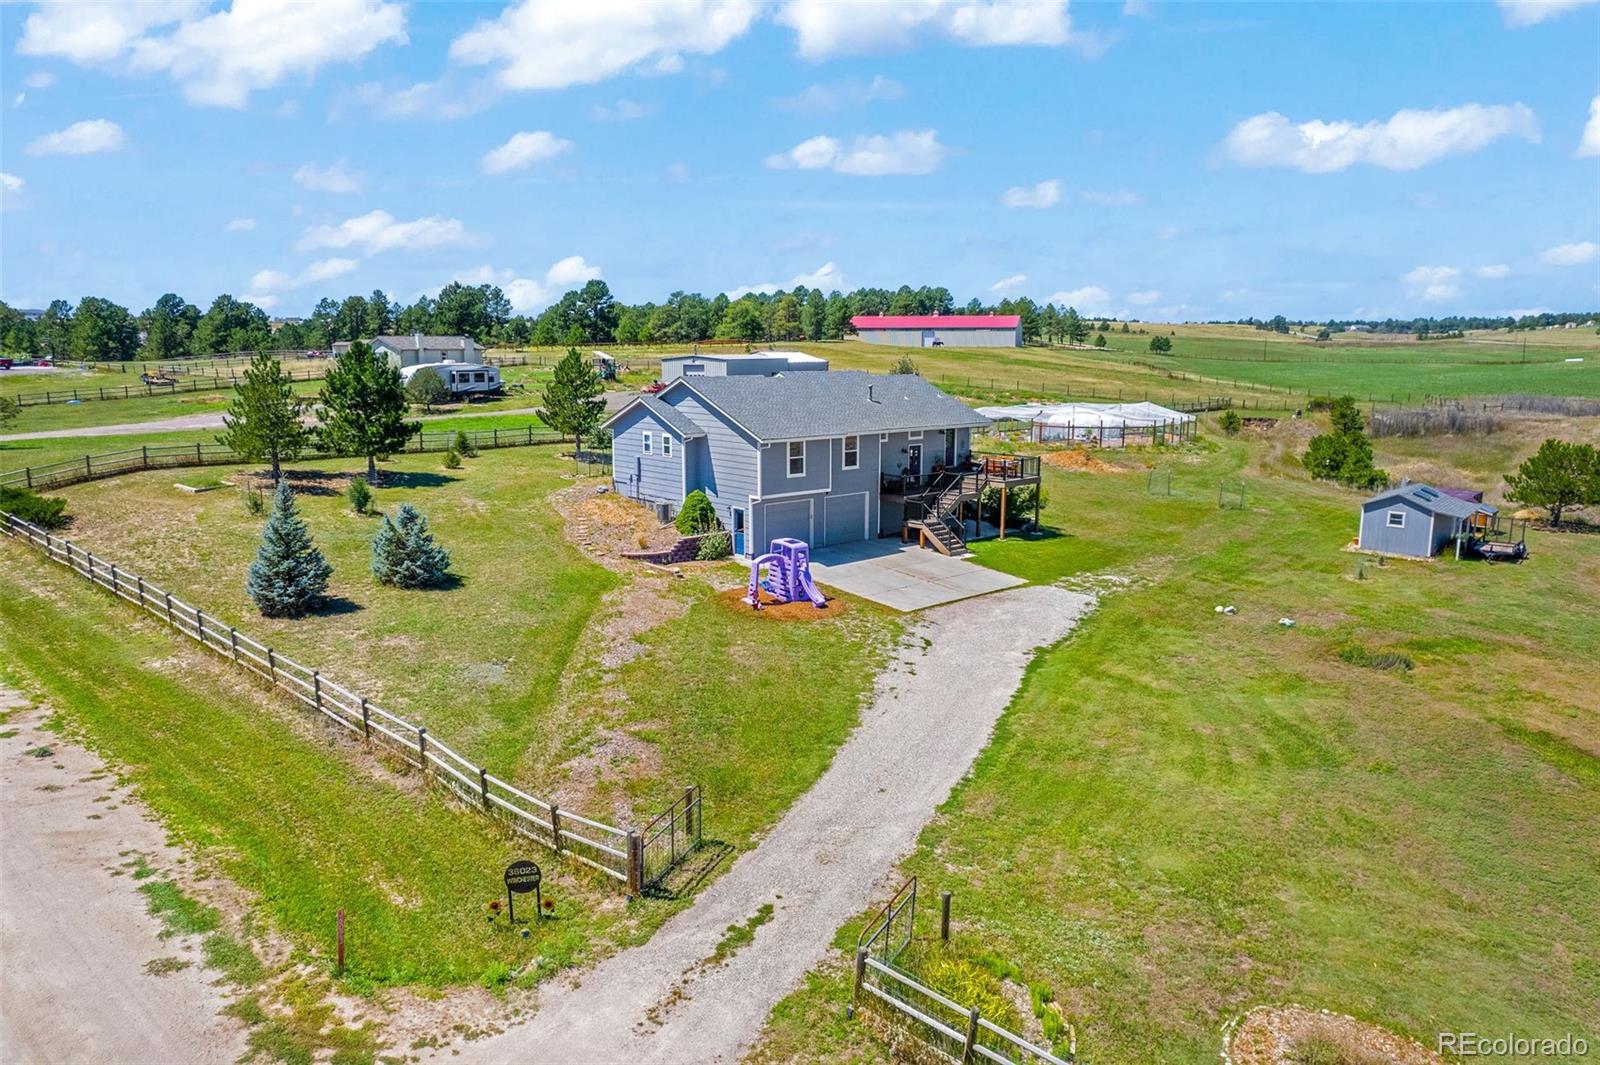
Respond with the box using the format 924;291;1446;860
1357;483;1495;559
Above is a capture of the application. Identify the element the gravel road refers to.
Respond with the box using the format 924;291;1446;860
440;582;1093;1065
0;687;246;1064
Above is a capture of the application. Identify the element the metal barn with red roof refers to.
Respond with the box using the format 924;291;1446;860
850;314;1021;348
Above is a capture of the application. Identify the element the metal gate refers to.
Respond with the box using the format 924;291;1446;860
634;785;703;892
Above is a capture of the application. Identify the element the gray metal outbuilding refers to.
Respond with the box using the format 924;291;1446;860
1357;483;1496;558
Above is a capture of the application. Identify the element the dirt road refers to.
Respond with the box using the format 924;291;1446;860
440;583;1092;1064
0;687;246;1064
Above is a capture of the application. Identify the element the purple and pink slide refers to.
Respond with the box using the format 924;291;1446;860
743;538;828;609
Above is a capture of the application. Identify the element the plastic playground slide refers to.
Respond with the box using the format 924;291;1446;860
743;538;827;609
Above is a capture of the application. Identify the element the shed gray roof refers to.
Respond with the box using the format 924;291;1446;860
666;371;989;442
371;334;476;351
1364;482;1496;519
603;394;706;438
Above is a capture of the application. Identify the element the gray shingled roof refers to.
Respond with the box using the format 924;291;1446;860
372;334;476;351
668;371;989;442
1364;482;1496;519
603;394;706;438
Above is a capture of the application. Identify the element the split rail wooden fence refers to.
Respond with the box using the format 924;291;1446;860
0;510;686;893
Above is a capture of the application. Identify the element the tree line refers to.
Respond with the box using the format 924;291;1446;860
1230;311;1598;335
1;281;1138;359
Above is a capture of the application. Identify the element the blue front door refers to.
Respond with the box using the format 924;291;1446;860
732;507;746;556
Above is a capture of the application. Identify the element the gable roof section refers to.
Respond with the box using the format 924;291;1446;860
851;314;1021;330
662;371;989;442
601;394;706;438
371;334;476;351
1363;482;1495;519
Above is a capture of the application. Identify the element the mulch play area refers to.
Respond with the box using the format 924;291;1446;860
715;585;849;621
1226;1005;1444;1065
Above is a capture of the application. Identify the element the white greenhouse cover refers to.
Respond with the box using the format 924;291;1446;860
974;401;1194;426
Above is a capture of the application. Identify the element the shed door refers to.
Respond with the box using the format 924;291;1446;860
822;493;867;547
763;499;813;548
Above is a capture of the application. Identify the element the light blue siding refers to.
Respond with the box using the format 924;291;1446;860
856;327;1019;348
609;407;685;508
1358;498;1439;557
663;391;759;529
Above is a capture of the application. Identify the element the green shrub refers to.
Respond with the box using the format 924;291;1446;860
371;504;451;588
696;531;732;561
1220;409;1242;435
676;489;718;534
242;487;266;516
453;429;477;458
346;476;372;514
0;485;70;529
443;448;461;469
979;482;1046;526
1148;334;1172;353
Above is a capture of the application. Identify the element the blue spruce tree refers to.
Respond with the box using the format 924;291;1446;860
247;481;332;617
370;503;451;588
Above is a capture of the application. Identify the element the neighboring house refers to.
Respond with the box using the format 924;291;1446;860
331;334;482;368
602;371;1006;556
660;350;828;381
850;314;1021;348
1357;482;1496;558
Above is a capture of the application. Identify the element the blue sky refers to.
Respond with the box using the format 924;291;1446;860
2;0;1597;322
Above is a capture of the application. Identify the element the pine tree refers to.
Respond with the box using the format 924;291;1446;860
371;504;452;588
318;341;417;482
219;352;311;483
537;346;607;453
247;482;332;617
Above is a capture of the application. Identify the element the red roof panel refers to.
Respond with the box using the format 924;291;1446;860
850;314;1021;330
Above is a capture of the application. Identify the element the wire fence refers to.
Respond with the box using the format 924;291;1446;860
2;426;606;493
0;509;688;892
3;364;327;407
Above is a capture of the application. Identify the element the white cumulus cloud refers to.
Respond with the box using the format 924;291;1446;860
990;274;1028;295
250;257;360;293
1402;265;1461;301
766;129;945;175
1578;95;1600;157
451;256;604;314
1222;103;1539;172
1001;179;1060;209
20;0;407;108
777;0;1072;59
26;118;125;155
1;172;23;192
591;98;652;122
293;160;363;194
1497;0;1595;27
23;71;58;90
1541;241;1599;266
1048;286;1112;315
225;217;257;232
1474;263;1511;279
480;130;574;175
1126;289;1161;305
725;262;846;299
452;0;757;91
1080;188;1141;206
297;210;476;254
773;74;907;112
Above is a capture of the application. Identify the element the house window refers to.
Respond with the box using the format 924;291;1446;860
643;431;653;455
473;371;486;382
842;435;859;470
663;434;673;458
908;430;923;440
788;441;805;477
1386;510;1405;528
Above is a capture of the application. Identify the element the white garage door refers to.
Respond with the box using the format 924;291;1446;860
763;499;813;547
822;493;867;546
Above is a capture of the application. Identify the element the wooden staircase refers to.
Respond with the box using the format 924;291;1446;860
905;470;980;556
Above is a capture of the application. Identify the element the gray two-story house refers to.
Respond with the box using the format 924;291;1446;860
602;371;1000;557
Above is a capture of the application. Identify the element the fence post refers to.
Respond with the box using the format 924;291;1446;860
84;454;92;478
228;627;239;662
962;1006;981;1063
849;947;868;1018
417;726;427;769
164;591;174;625
142;445;149;468
313;670;322;712
24;467;31;489
941;891;952;942
194;608;206;643
109;563;119;596
626;830;641;896
478;767;490;809
267;648;277;682
359;697;370;737
134;574;144;607
683;785;697;841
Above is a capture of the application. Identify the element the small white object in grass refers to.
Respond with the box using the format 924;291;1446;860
1278;617;1295;627
595;485;609;493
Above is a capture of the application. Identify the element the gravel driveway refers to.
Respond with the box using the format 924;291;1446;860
0;688;245;1064
439;582;1093;1064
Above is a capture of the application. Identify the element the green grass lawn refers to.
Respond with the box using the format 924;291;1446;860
1;444;894;998
755;428;1600;1062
